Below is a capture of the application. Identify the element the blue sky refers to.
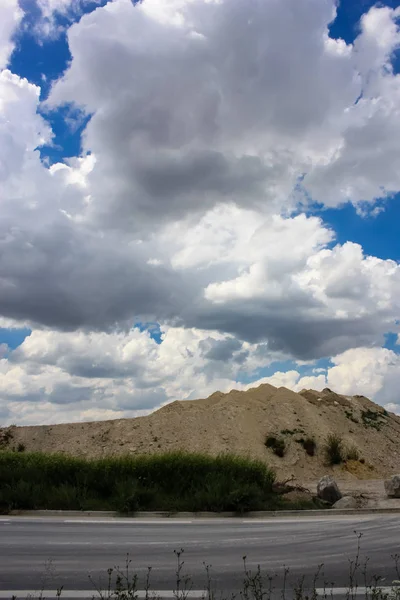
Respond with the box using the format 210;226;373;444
1;0;400;423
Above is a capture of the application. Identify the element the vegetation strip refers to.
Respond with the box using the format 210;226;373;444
0;450;323;513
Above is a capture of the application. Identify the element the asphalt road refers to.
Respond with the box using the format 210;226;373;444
0;515;399;599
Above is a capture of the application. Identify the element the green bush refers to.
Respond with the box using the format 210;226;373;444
361;409;384;430
265;436;286;457
324;433;344;465
0;450;276;514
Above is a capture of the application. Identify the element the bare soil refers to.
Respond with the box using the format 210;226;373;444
2;384;400;483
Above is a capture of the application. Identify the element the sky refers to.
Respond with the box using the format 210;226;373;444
1;0;400;426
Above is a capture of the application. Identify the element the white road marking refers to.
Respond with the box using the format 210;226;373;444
62;520;193;525
0;590;206;599
315;587;400;595
1;588;399;599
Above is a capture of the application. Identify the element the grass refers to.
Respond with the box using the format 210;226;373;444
323;433;344;465
264;435;286;457
0;450;288;514
346;445;360;461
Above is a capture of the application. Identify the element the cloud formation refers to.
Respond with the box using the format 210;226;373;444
0;0;22;69
0;0;400;423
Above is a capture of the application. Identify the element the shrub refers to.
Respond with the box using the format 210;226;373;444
265;436;286;457
17;443;25;453
361;410;384;430
0;427;14;449
0;450;276;513
346;445;360;461
324;433;344;465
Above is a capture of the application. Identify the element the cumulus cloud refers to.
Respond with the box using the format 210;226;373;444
185;213;400;358
240;346;400;415
1;0;399;349
32;0;103;38
0;0;22;69
263;347;400;415
47;0;400;225
326;347;400;406
0;325;279;424
3;327;400;424
1;0;400;423
0;71;194;330
1;78;400;353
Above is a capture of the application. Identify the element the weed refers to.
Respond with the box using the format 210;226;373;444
17;443;26;453
265;436;286;457
361;410;385;431
324;433;344;465
346;445;360;462
13;534;400;600
0;427;14;449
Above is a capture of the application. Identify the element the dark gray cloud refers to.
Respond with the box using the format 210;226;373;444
0;218;193;332
190;302;394;360
200;336;243;361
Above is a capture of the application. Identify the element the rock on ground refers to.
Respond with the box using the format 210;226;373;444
317;475;342;504
384;475;400;498
333;496;358;509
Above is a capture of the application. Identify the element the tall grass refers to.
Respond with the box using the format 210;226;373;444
0;450;278;514
323;433;344;465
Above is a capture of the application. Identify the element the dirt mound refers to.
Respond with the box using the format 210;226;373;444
1;383;400;480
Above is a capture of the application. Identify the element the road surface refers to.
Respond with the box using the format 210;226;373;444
0;515;399;599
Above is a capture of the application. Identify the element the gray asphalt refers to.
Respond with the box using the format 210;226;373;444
0;515;399;599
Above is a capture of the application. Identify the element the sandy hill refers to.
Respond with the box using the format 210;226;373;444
2;384;400;481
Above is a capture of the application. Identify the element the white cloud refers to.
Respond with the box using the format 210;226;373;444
46;0;400;224
34;0;103;38
1;0;400;423
304;5;400;207
326;347;400;404
258;347;400;414
0;325;279;424
1;73;399;357
0;0;22;70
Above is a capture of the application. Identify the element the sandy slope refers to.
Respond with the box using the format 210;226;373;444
2;384;400;480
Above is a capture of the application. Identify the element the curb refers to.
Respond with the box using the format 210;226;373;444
7;507;400;518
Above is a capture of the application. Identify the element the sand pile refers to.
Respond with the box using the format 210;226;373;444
2;384;400;480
